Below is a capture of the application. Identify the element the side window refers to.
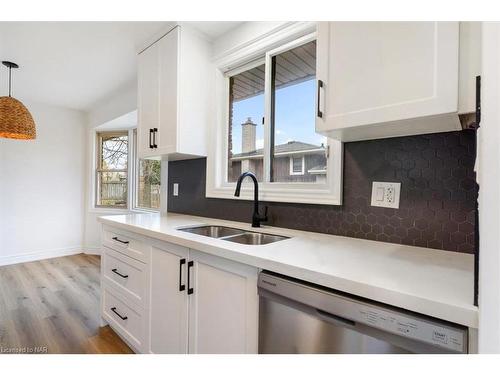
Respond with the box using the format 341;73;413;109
95;132;128;208
136;159;161;210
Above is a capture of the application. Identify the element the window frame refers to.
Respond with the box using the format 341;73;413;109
90;127;161;213
206;25;343;206
94;130;130;209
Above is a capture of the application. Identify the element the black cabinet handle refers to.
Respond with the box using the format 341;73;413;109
475;75;481;127
187;261;194;295
111;268;129;279
149;129;154;149
317;79;323;118
179;258;186;291
112;236;129;245
153;128;158;148
111;307;128;321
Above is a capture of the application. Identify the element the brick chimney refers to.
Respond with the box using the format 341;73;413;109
241;117;257;153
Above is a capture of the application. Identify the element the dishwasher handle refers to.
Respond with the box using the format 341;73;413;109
315;309;356;329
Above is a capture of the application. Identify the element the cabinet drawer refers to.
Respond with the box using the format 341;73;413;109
103;247;147;307
102;287;145;352
103;228;150;263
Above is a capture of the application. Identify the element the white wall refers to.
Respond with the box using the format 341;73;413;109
83;83;138;253
0;101;86;265
478;22;500;353
87;82;137;128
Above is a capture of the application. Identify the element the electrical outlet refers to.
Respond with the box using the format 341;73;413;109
371;182;401;209
173;183;179;196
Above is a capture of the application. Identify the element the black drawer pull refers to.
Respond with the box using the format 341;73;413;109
111;307;128;321
187;261;194;295
149;128;154;149
179;258;186;292
111;268;129;279
153;128;158;148
112;236;129;245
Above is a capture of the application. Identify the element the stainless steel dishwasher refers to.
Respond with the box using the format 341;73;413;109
258;271;468;354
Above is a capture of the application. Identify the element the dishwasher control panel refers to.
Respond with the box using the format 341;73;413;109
357;306;466;352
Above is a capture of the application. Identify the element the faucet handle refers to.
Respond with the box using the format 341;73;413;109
262;206;269;221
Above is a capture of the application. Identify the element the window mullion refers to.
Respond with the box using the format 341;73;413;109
263;51;273;184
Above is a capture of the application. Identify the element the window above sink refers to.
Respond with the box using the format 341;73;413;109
206;22;343;206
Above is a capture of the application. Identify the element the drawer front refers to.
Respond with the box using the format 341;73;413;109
102;287;145;352
103;228;151;263
103;247;147;307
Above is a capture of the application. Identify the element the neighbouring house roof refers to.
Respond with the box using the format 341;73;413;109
231;141;325;160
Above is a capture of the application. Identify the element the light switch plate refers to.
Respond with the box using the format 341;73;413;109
371;182;401;209
173;183;179;196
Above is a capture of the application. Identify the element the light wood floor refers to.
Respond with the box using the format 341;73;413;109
0;254;133;354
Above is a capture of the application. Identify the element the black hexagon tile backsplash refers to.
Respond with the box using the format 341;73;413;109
168;129;478;254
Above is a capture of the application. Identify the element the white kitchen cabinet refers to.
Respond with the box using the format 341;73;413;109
187;250;259;354
149;243;189;354
137;24;211;160
316;22;479;142
459;22;482;114
101;224;259;354
147;242;258;354
100;226;152;353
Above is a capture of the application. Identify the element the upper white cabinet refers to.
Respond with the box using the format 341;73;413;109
316;22;480;142
459;22;482;114
137;25;211;160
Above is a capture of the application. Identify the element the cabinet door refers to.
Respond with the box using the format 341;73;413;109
156;26;179;154
187;250;259;354
458;22;482;114
149;243;189;353
137;41;160;158
316;22;459;139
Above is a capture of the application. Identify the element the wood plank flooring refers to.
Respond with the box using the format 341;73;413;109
0;254;133;354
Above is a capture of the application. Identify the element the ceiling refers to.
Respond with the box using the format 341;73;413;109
97;110;137;130
0;21;244;112
188;21;243;39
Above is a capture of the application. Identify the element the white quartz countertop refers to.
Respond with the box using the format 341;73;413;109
98;213;477;328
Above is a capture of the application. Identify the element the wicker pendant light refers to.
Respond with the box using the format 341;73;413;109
0;61;36;140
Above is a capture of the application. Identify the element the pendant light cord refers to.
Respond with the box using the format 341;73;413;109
8;65;11;97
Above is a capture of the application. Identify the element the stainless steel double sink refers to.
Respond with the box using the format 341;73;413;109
178;225;289;245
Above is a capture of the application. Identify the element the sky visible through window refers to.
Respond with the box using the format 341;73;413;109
231;79;326;155
102;135;128;169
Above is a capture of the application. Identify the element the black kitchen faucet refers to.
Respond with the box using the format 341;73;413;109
234;172;268;228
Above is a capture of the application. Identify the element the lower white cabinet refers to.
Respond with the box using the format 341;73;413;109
102;286;147;351
101;227;259;354
148;243;259;354
187;249;259;354
149;243;189;354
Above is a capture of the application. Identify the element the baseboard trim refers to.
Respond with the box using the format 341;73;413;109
0;247;83;267
84;246;101;256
